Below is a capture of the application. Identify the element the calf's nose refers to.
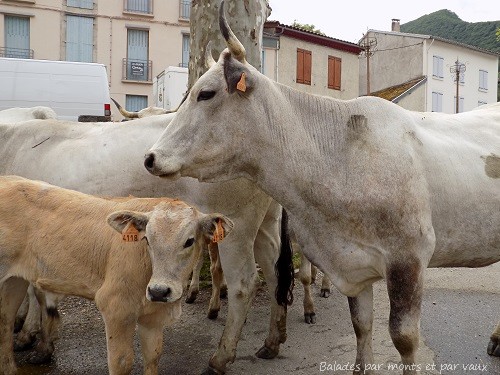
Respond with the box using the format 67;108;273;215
144;152;156;172
147;285;172;302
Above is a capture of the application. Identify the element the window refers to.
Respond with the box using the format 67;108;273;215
328;56;341;90
4;16;31;58
432;92;443;112
296;48;311;85
180;0;191;20
66;15;93;62
126;95;148;112
67;0;93;9
181;34;189;68
125;29;150;81
124;0;152;14
453;96;464;113
479;70;488;91
432;56;444;79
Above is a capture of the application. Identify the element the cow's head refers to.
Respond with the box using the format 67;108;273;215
144;0;270;183
108;201;233;303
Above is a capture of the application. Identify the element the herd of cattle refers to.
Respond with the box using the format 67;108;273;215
1;3;500;375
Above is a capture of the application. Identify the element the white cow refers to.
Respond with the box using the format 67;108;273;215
144;3;500;374
0;106;57;122
0;115;285;374
0;175;232;375
111;98;173;119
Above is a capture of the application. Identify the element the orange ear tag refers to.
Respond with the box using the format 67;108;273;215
122;222;140;242
212;219;225;243
236;72;247;92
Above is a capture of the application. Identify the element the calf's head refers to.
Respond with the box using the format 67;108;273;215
108;201;233;303
144;0;268;183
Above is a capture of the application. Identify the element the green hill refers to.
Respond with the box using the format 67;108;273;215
400;9;500;53
401;9;499;100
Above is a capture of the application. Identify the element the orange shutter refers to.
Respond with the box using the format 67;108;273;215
328;56;341;90
304;50;312;85
297;49;304;84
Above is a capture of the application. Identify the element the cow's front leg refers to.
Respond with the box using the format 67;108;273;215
1;277;29;375
387;259;424;375
138;313;166;375
487;320;500;356
348;285;374;375
205;240;259;374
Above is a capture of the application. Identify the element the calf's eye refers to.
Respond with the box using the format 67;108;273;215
184;238;195;248
197;90;216;101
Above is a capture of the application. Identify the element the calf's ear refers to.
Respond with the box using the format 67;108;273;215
107;210;149;234
223;53;254;94
199;214;234;243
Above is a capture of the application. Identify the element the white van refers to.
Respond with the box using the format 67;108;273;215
0;58;111;121
153;66;188;111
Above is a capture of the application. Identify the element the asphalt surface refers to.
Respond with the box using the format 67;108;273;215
13;263;500;375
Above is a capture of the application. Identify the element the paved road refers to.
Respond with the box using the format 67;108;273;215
15;263;499;375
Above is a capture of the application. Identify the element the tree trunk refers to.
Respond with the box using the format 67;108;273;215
188;0;271;90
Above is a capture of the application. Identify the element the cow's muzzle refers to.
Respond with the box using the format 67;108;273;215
144;152;181;179
147;285;173;302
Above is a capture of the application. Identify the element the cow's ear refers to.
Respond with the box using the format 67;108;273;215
223;53;254;94
107;210;149;234
199;214;234;243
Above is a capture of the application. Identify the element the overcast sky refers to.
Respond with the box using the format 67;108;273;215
268;0;500;43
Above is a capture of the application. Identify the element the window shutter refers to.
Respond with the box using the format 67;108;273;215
296;49;304;84
304;50;311;84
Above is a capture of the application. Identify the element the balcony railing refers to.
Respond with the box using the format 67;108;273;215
122;58;152;82
123;0;153;14
0;47;34;59
179;0;191;20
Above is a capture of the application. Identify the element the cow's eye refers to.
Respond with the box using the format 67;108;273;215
184;238;195;248
197;90;216;102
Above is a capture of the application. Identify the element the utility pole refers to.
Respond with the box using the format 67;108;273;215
450;59;466;113
360;35;377;95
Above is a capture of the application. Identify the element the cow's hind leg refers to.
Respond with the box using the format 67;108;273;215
348;285;374;375
207;243;224;320
386;259;424;375
1;277;29;375
14;291;29;333
298;253;316;324
487;320;500;356
28;291;63;364
320;273;331;298
14;284;40;351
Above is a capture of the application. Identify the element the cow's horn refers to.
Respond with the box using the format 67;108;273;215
111;98;139;119
218;1;246;63
205;41;216;68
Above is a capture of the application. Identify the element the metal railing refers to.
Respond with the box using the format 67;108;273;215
0;47;34;59
123;0;153;14
179;0;191;19
122;58;152;82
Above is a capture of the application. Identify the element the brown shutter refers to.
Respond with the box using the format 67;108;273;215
304;50;311;85
296;49;304;84
328;56;341;90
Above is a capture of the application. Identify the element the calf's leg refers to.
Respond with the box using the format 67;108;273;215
207;243;224;320
320;272;331;298
185;247;204;304
298;253;316;324
488;320;500;357
138;313;165;375
0;277;29;375
14;284;40;351
348;285;374;375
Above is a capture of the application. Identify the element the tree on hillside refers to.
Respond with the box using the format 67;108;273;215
291;20;326;35
187;0;271;90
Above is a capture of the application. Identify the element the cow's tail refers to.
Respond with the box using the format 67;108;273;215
275;208;294;307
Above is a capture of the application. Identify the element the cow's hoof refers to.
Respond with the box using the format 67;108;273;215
255;345;279;359
320;288;330;298
220;286;228;299
304;312;316;324
14;317;25;333
201;366;224;375
185;290;198;304
13;337;35;352
207;309;219;320
27;351;53;365
487;338;500;356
